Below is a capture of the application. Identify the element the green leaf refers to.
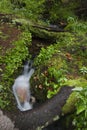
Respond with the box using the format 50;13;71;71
77;105;85;115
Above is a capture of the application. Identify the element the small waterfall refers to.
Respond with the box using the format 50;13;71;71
12;61;34;111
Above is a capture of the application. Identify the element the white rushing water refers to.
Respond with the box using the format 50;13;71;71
12;61;34;111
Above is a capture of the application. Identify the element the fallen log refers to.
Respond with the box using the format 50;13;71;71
0;14;67;42
10;86;73;130
31;24;65;32
0;14;65;32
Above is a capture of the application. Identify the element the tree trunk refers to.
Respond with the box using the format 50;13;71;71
11;86;73;130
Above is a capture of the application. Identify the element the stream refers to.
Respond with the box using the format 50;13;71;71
3;35;75;130
30;37;52;57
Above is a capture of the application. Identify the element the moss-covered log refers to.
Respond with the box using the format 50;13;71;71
0;14;66;42
12;18;66;42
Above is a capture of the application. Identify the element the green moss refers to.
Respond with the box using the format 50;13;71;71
62;78;87;114
29;26;60;42
64;78;87;88
62;92;77;114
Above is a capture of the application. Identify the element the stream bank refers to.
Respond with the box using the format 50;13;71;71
0;13;87;130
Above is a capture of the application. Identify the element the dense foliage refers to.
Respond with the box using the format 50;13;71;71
0;0;87;129
72;87;87;129
0;0;83;22
0;0;45;21
33;17;87;129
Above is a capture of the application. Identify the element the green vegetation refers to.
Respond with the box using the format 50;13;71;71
80;66;87;76
32;17;87;128
62;92;77;114
0;0;13;13
0;30;9;40
73;87;87;129
4;32;31;77
33;18;87;100
44;0;79;22
0;31;31;109
0;0;45;21
0;0;87;129
0;0;81;23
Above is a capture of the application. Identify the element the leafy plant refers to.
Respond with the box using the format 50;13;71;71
34;44;57;66
73;87;87;129
4;32;31;77
80;66;87;75
0;0;45;21
47;68;67;98
0;0;13;13
46;0;79;22
66;17;87;33
10;0;45;21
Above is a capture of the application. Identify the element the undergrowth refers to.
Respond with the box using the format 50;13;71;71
0;31;32;109
33;18;87;129
0;1;87;128
72;87;87;129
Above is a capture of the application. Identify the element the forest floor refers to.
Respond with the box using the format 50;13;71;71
0;21;73;130
0;16;87;130
0;23;21;80
0;23;21;53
